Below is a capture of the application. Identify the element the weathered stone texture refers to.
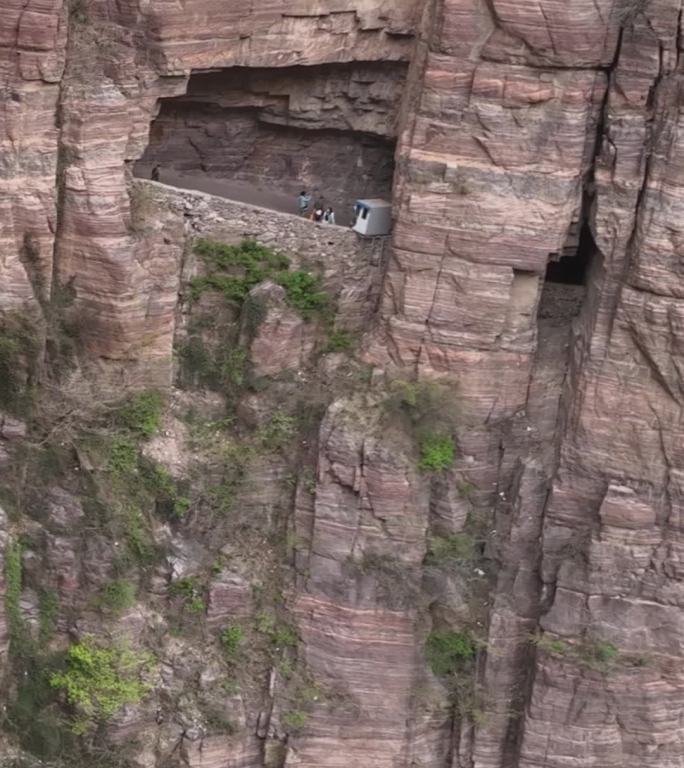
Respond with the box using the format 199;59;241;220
514;4;684;767
139;0;419;71
364;0;684;766
369;56;605;410
243;282;317;378
139;180;388;337
290;397;444;767
0;0;66;313
5;0;417;381
150;62;407;138
4;0;684;766
480;0;624;67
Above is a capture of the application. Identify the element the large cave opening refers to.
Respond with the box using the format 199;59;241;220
134;63;404;224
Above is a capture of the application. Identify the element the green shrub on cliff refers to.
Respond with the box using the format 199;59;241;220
220;624;245;663
108;436;138;476
190;238;328;320
426;630;476;677
195;238;289;274
257;411;297;451
38;589;59;643
589;640;620;666
418;433;455;473
178;337;248;398
0;313;40;414
426;534;475;565
282;710;307;732
50;637;154;734
139;460;191;520
531;632;627;672
122;507;156;565
116;390;164;438
242;293;268;338
383;378;460;473
6;653;75;760
322;328;355;353
98;579;137;615
190;238;289;303
274;270;328;318
170;576;206;614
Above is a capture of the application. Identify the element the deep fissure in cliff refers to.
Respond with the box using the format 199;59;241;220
134;63;404;221
537;212;596;328
545;219;594;286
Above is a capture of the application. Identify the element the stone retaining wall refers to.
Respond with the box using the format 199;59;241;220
137;179;389;337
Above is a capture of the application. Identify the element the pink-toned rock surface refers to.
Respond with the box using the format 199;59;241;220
1;0;417;385
243;282;317;378
290;397;446;767
2;0;684;766
0;0;65;313
141;0;419;72
365;0;684;765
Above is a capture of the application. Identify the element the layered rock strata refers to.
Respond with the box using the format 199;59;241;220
2;0;684;767
1;0;419;381
366;0;684;765
134;62;406;219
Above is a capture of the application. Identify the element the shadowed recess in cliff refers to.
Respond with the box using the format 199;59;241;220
133;62;405;220
545;218;594;287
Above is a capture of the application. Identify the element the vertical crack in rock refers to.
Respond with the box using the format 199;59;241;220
469;19;629;767
43;2;75;375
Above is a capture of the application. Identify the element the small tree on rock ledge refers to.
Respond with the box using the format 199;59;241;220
50;636;155;735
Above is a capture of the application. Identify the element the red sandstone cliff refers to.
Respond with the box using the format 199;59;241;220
1;1;683;767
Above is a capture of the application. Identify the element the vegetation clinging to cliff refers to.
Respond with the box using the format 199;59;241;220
189;238;328;318
384;378;459;430
49;637;155;734
426;630;476;678
531;632;639;672
383;378;459;473
3;539;24;649
116;390;164;438
418;433;455;473
0;313;40;415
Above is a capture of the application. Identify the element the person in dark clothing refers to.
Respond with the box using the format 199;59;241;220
151;165;161;182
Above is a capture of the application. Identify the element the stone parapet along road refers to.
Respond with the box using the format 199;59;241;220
136;167;356;226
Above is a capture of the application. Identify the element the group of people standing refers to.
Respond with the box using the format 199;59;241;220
298;191;335;225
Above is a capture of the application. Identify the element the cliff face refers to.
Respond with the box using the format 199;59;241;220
2;1;684;767
1;0;418;384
